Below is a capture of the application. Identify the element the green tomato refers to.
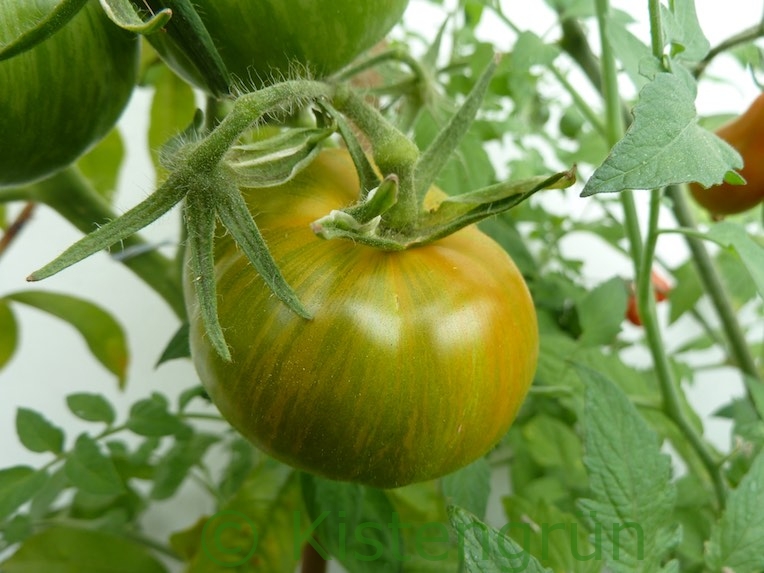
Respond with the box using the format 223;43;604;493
0;0;138;188
150;0;409;93
185;149;539;488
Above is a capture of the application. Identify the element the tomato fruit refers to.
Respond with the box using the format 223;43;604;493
0;0;138;188
184;149;538;488
149;0;409;93
689;93;764;216
625;270;671;326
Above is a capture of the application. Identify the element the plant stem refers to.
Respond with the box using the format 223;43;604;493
593;0;727;507
547;65;607;137
666;186;761;381
301;540;328;573
694;22;764;79
0;202;36;261
25;169;186;319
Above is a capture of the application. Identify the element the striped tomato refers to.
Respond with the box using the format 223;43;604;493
184;149;538;488
0;0;138;188
149;0;409;93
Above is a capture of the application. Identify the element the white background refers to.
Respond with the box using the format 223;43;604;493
1;0;761;569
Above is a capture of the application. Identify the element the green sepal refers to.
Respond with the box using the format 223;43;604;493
319;99;381;195
27;179;187;282
215;181;311;320
224;124;335;188
99;0;171;34
312;175;399;241
141;0;230;96
413;53;500;198
0;0;88;61
184;186;230;362
312;169;576;250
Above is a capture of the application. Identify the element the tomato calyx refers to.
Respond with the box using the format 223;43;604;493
28;56;573;360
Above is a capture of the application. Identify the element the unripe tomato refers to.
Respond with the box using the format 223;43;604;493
689;93;764;216
184;149;538;488
0;0;138;188
149;0;409;93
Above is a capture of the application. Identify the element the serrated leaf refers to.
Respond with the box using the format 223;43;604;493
582;71;742;196
577;277;627;346
76;128;124;202
1;525;167;573
704;222;764;300
0;466;48;520
6;291;129;387
151;432;219;500
447;505;551;573
15;408;65;454
66;393;116;425
126;392;187;437
576;367;678;572
64;434;125;495
0;297;18;370
156;322;191;366
441;458;491;520
706;451;764;572
301;474;404;571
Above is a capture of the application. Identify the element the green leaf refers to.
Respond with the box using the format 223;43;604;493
0;297;18;370
156;322;191;366
441;458;491;520
149;66;197;180
66;393;116;425
706;451;764;572
15;408;65;454
447;505;551;573
576;367;678;572
126;392;188;437
577;277;627;346
219;438;258;502
178;385;208;412
521;414;587;489
502;496;600;573
76;129;124;202
64;434;125;495
668;260;703;323
171;458;302;572
582;71;742;196
1;525;168;573
703;222;764;300
151;432;219;500
300;474;404;571
661;0;710;62
6;291;129;387
0;466;48;520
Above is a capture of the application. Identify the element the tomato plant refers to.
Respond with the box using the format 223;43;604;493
689;93;764;216
148;0;410;93
184;149;538;488
0;0;138;188
3;2;764;573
